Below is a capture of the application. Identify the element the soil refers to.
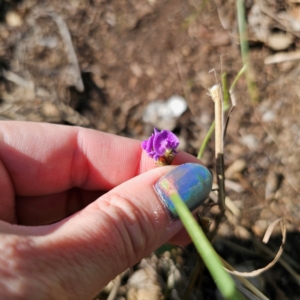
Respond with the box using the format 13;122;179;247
1;0;300;299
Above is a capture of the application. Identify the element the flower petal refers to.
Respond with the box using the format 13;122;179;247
141;128;179;163
142;135;155;153
166;130;179;149
152;131;165;155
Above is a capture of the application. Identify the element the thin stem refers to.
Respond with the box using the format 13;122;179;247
222;73;229;110
236;0;259;104
230;64;247;94
197;121;215;159
170;193;244;300
209;85;225;212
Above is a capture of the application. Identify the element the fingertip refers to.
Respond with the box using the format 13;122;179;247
139;149;158;173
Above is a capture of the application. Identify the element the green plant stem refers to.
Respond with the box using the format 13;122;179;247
170;193;244;300
230;64;246;93
222;73;229;109
197;121;215;159
236;0;259;104
236;0;249;66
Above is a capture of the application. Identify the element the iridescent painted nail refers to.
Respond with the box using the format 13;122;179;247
154;163;212;218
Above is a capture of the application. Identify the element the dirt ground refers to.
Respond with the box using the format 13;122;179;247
1;0;300;299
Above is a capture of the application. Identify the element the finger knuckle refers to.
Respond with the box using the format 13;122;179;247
96;192;156;262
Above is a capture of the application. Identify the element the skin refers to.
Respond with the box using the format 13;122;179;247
0;121;202;300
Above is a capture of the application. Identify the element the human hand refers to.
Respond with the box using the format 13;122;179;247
0;121;212;300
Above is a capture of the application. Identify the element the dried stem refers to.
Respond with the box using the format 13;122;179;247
210;84;225;211
208;84;226;240
107;275;122;300
221;258;270;300
47;11;84;92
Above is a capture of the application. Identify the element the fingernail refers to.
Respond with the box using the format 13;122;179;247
154;163;212;218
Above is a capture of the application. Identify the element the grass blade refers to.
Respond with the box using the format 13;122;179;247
170;193;244;300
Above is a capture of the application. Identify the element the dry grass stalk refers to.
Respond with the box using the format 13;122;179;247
207;84;226;240
209;84;224;158
264;50;300;64
225;218;288;277
209;84;225;212
221;258;270;300
46;11;84;92
107;275;121;300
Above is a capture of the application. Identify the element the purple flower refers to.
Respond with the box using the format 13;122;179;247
141;128;179;165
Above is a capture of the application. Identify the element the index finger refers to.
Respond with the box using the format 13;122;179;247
0;121;200;196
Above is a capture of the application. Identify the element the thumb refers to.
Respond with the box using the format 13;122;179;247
5;163;212;299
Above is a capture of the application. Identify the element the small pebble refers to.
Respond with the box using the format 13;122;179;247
225;159;247;179
262;110;275;122
6;11;23;27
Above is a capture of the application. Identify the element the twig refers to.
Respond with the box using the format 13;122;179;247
223;67;241;137
107;275;122;300
183;260;204;300
252;235;300;286
264;51;300;64
225;218;287;277
221;258;270;300
210;84;225;211
216;237;263;258
197;66;245;160
208;84;226;240
225;196;241;217
47;11;84;92
1;69;34;88
223;212;300;286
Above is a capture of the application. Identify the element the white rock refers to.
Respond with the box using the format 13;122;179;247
262;110;275;122
6;11;23;27
167;95;187;117
142;95;187;130
241;134;258;151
